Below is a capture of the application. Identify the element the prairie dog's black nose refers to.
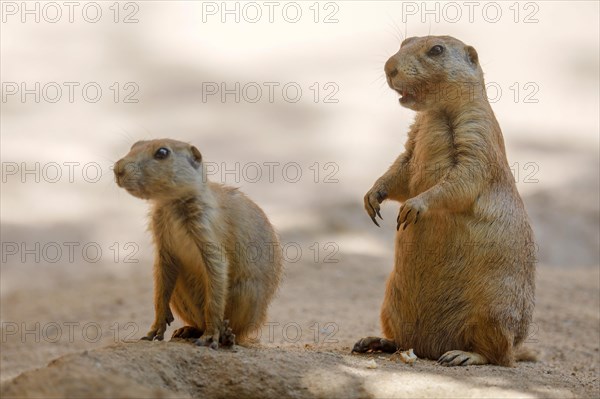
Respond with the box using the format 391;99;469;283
385;58;399;78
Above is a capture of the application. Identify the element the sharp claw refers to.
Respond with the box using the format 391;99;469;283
403;222;408;230
370;215;380;227
401;209;411;225
443;353;459;364
376;209;382;220
367;202;380;227
414;211;420;224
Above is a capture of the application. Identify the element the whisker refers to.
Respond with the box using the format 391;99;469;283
385;20;402;43
390;17;405;42
370;73;387;86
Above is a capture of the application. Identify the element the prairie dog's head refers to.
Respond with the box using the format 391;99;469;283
114;139;203;200
384;36;483;111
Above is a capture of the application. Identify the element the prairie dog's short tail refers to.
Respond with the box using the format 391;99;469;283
515;346;538;362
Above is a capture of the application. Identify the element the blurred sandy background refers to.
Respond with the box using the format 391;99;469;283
1;1;599;397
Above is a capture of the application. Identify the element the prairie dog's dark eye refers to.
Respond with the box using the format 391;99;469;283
428;45;444;56
154;147;170;160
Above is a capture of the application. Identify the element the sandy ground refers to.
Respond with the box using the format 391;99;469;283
2;187;600;397
1;1;599;398
1;232;599;398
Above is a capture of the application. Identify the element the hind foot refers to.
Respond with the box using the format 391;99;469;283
194;320;235;349
217;320;235;347
171;326;204;340
352;336;398;354
438;350;488;366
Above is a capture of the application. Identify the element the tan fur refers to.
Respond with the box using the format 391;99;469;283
360;36;536;366
114;139;283;347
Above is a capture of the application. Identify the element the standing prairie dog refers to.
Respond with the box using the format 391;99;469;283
114;139;283;348
353;36;536;366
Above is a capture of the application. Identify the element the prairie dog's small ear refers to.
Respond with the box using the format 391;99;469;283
466;45;479;65
190;145;202;169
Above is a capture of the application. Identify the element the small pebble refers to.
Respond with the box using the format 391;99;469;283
366;359;378;369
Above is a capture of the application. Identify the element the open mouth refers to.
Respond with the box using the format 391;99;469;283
395;87;416;104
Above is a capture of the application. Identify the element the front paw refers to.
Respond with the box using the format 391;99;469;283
352;336;398;353
397;196;428;230
195;333;220;350
364;186;387;227
140;322;167;341
219;320;235;347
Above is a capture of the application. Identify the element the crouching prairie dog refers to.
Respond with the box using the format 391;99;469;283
352;36;536;366
114;139;283;348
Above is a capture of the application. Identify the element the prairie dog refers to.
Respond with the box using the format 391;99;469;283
114;139;283;348
353;36;536;366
